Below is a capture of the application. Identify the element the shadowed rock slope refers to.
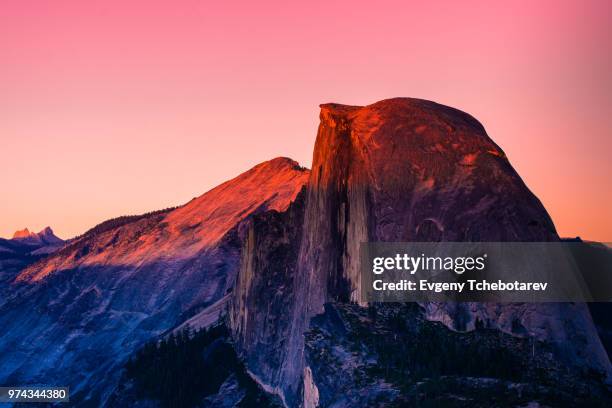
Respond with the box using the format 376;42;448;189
0;158;309;406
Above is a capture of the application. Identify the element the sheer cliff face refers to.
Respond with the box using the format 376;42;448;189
229;190;307;405
303;98;558;306
0;158;309;406
230;99;609;405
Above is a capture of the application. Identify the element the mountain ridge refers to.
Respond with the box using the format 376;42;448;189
15;157;309;283
0;157;310;405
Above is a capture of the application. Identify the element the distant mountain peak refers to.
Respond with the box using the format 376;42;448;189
38;226;57;238
259;156;305;170
12;228;32;239
11;226;63;245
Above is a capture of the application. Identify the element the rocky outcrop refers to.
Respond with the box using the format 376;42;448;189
12;226;63;246
229;98;610;405
12;228;33;239
0;158;309;406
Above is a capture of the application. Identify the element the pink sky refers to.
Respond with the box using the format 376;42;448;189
1;0;610;241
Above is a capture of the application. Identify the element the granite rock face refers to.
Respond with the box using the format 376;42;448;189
229;189;307;406
300;98;558;306
229;98;610;405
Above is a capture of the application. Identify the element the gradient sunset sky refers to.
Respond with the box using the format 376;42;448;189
1;0;611;241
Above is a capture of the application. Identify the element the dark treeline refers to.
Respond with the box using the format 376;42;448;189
43;207;179;261
360;304;528;384
125;324;280;408
75;207;178;241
